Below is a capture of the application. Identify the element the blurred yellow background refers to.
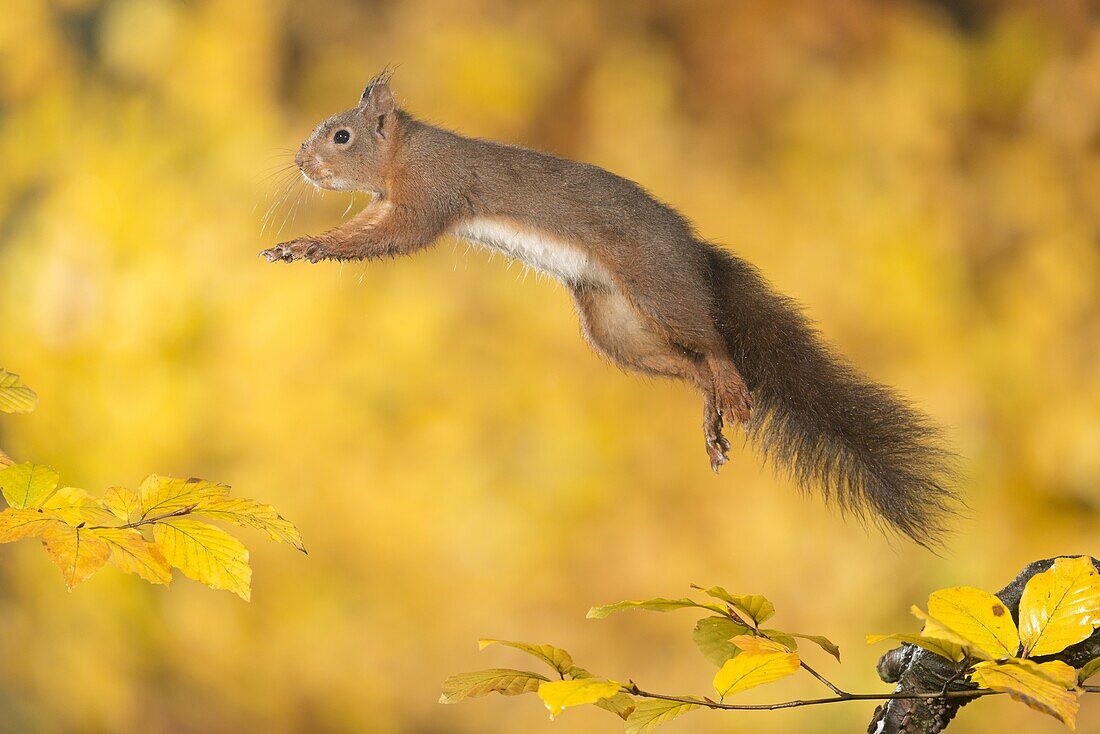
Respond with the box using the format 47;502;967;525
1;0;1099;732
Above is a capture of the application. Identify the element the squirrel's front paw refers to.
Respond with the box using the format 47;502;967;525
260;238;323;263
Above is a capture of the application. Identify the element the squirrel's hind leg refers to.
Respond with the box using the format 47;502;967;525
570;285;736;471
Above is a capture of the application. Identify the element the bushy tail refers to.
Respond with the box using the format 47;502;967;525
707;247;958;545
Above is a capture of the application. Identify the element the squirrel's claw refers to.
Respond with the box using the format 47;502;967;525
260;238;321;263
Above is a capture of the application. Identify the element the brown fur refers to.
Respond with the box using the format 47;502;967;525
262;73;958;544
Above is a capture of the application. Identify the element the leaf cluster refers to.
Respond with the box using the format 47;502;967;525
869;556;1100;729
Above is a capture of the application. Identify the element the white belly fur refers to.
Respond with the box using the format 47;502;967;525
453;217;612;287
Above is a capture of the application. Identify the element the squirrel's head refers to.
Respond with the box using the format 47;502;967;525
295;72;399;193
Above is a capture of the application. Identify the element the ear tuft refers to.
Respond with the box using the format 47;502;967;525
359;67;396;111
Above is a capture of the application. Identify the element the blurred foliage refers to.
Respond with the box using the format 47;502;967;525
0;0;1098;732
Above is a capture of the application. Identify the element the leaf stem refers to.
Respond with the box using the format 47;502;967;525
88;505;195;531
799;661;848;697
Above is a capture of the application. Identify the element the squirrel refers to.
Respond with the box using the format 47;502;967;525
261;71;958;545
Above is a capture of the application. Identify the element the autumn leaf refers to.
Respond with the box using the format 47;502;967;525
624;698;699;734
103;486;140;522
477;639;574;677
537;679;620;718
0;462;59;509
911;605;995;661
971;659;1082;729
927;586;1020;658
41;523;111;590
713;649;799;698
439;669;549;704
693;617;750;666
0;508;63;543
730;634;792;654
567;667;635;719
192;497;305;552
153;518;251;600
696;586;775;626
1018;557;1100;658
89;527;172;584
41;486;115;526
138;475;229;519
866;632;966;663
587;598;726;619
0;370;37;414
784;632;841;662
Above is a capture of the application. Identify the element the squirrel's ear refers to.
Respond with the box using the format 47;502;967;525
360;80;396;140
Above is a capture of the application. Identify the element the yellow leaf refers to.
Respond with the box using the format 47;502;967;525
103;486;140;522
731;635;791;654
138;475;229;519
624;699;698;734
192;497;305;552
0;370;37;414
693;617;750;666
41;523;110;590
478;639;574;676
698;586;775;625
971;660;1081;729
0;463;59;509
866;633;966;663
713;649;799;698
439;669;549;704
153;518;251;600
0;508;64;542
587;598;726;619
0;448;12;468
927;587;1020;658
41;487;114;525
910;606;986;659
89;527;172;584
1018;557;1100;658
773;632;841;662
568;667;635;719
537;679;620;719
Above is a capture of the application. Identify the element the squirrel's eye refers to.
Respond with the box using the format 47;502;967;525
333;129;351;144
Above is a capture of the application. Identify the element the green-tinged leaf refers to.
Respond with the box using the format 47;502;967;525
138;475;229;519
971;660;1081;729
587;598;726;620
192;497;305;552
0;463;59;509
41;487;114;525
439;669;548;704
625;698;699;734
866;633;966;663
88;527;172;584
697;587;775;625
0;448;12;468
1077;658;1100;685
713;649;799;698
911;605;993;661
103;486;139;522
0;370;37;414
731;634;792;654
537;679;620;719
41;523;110;590
478;639;574;676
928;586;1020;658
693;617;750;666
153;518;251;600
785;632;841;662
1019;557;1100;658
0;508;63;542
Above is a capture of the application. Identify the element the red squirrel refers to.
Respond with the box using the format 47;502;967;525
262;72;958;544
